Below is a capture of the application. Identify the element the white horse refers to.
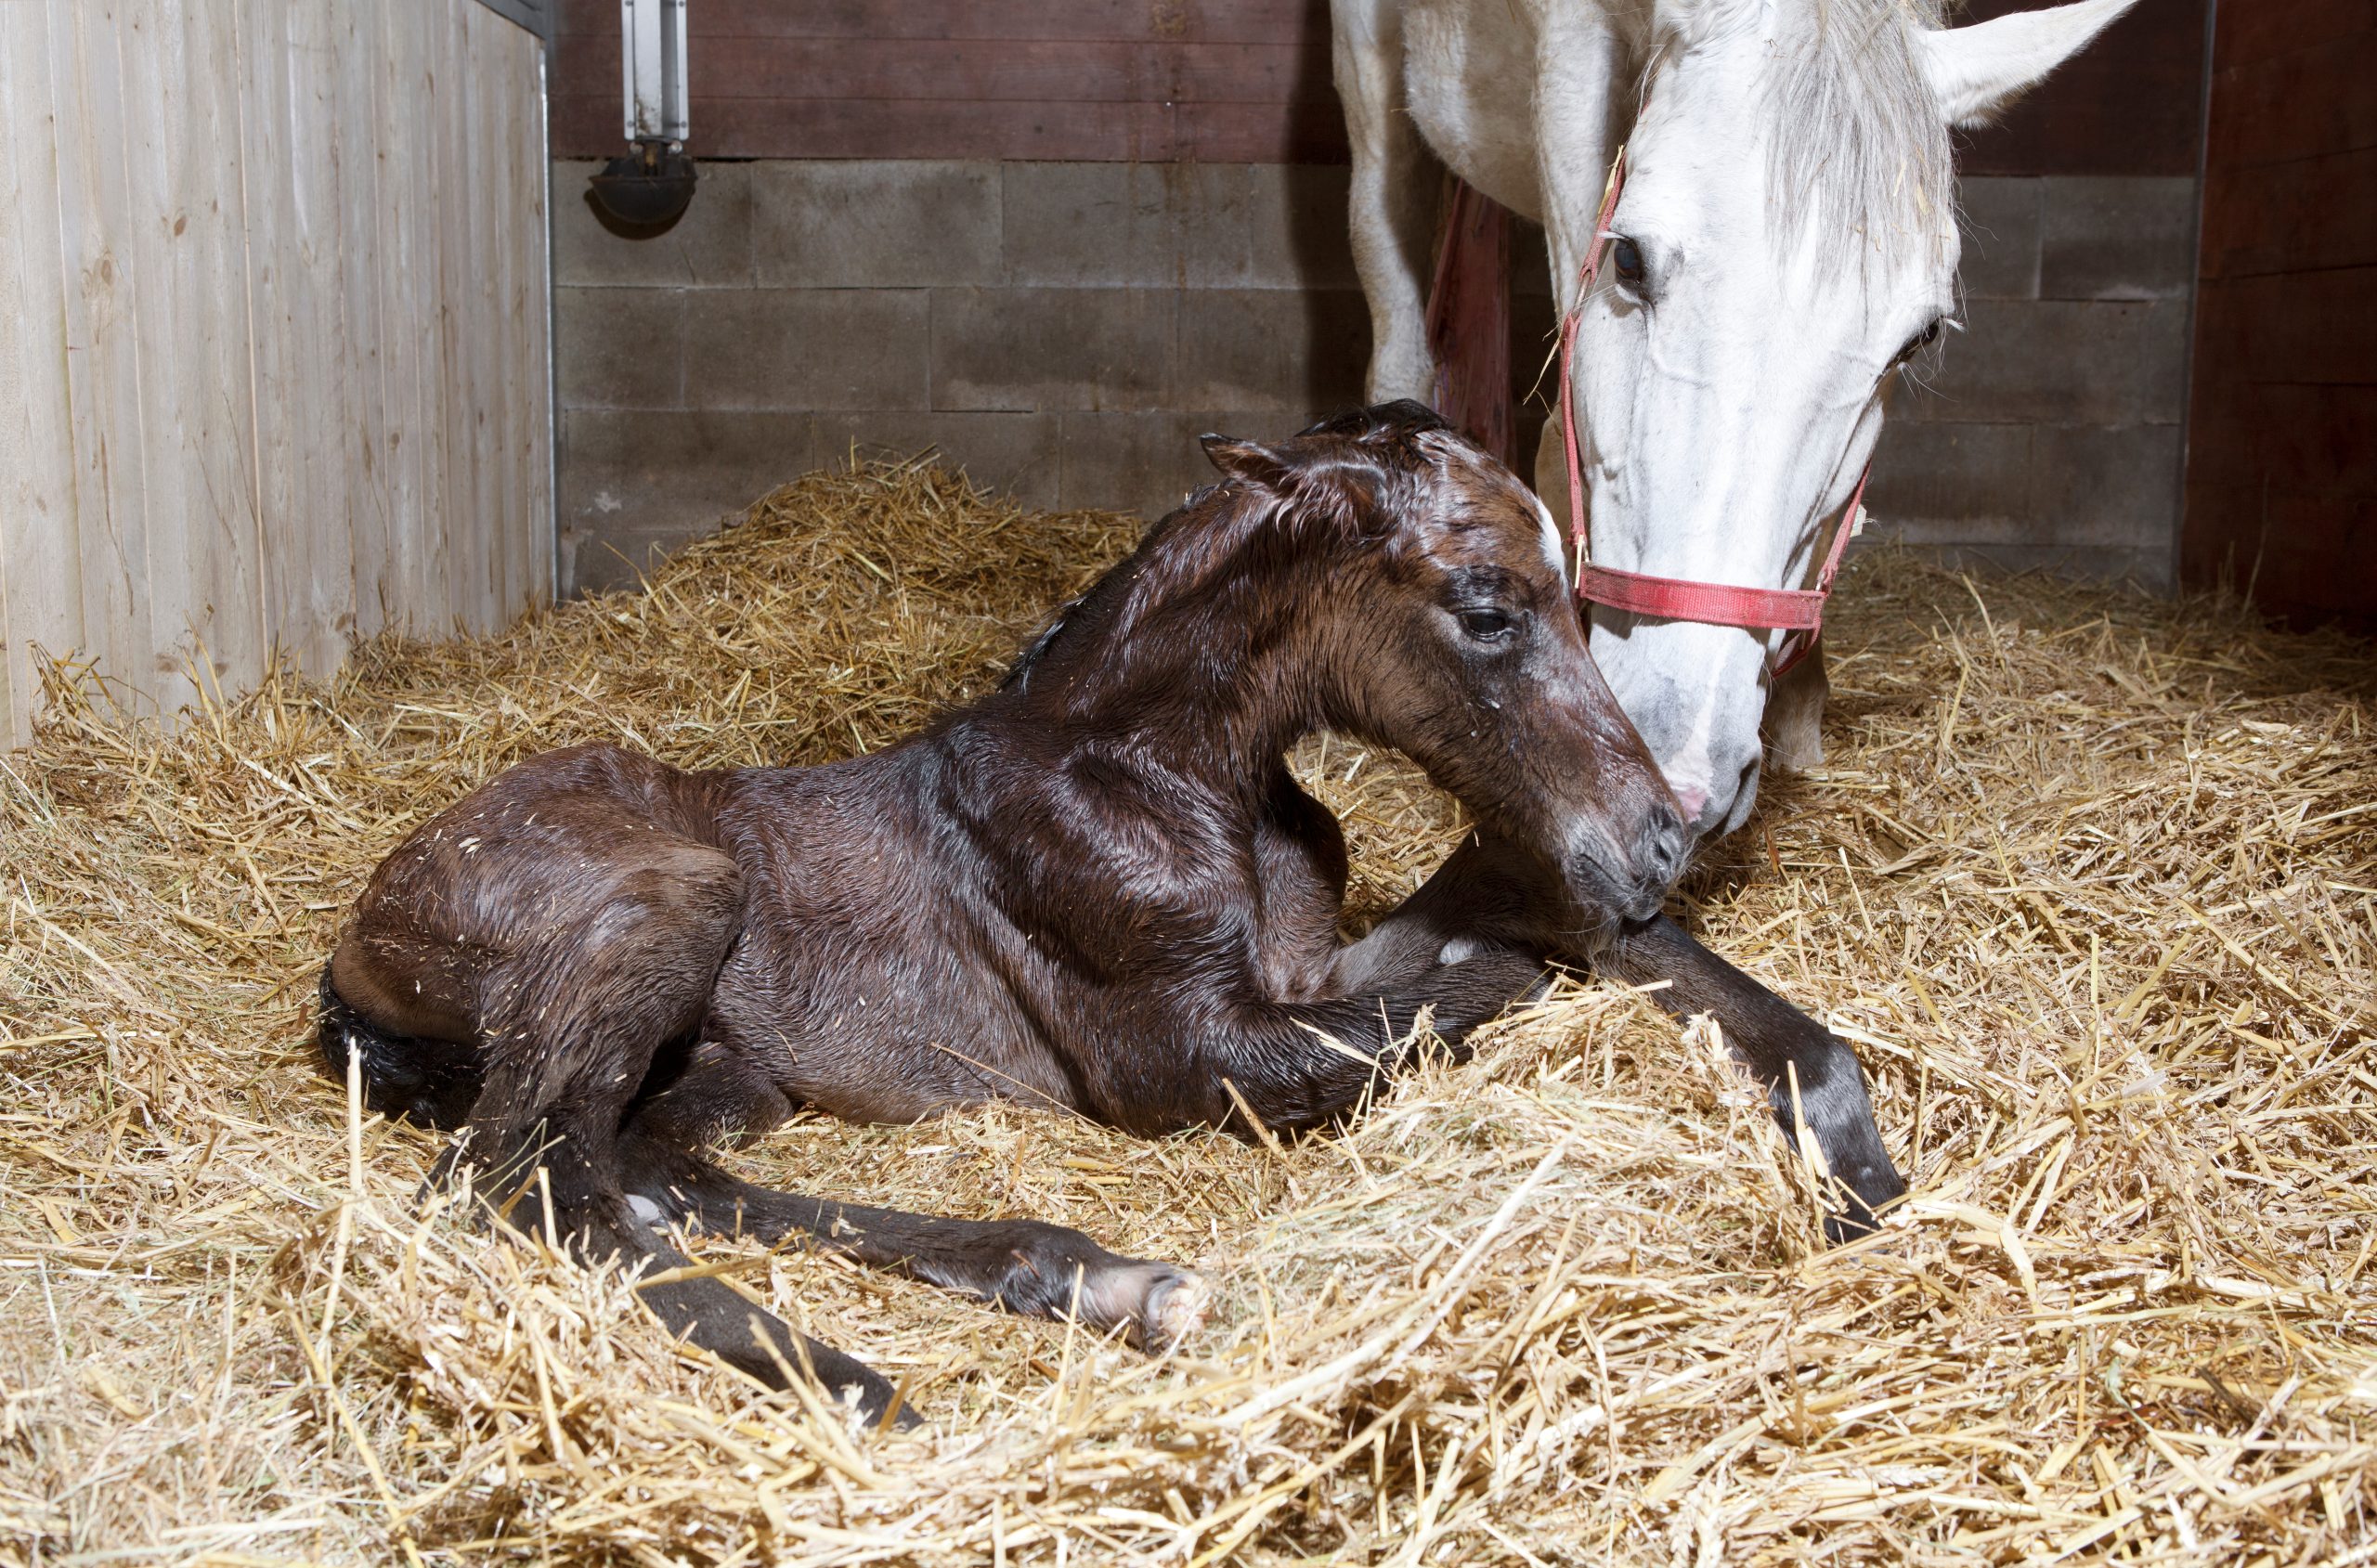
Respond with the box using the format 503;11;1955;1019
1334;0;2138;837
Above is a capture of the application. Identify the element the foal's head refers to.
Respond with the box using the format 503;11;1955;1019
1202;402;1688;924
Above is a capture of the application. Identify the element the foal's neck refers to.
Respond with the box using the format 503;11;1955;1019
1000;498;1341;794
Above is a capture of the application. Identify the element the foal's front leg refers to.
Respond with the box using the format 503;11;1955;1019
1358;833;1905;1238
1603;914;1904;1238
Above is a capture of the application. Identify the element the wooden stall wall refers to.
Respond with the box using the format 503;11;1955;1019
2181;0;2377;627
550;0;1344;163
0;0;553;749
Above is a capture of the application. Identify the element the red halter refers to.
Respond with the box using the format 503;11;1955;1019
1556;149;1869;679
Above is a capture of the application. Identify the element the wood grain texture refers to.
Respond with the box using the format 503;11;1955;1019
0;0;552;747
548;0;2199;171
2182;0;2377;623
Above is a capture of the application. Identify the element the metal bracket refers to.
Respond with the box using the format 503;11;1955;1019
469;0;552;41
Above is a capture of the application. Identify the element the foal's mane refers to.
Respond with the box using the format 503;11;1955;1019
1000;404;1457;694
1655;0;1955;263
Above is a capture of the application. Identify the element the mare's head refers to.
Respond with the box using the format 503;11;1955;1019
1572;0;2137;836
1197;401;1687;926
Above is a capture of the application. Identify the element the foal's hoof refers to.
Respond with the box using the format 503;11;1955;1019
1136;1267;1209;1353
1075;1258;1207;1353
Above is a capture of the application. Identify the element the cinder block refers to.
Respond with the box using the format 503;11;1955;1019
1955;176;2042;301
682;289;931;411
555;285;688;409
809;411;1061;509
998;163;1248;288
1245;164;1359;291
1866;421;2033;532
2026;422;2183;550
1900;298;2189;427
752;162;1001;288
931;287;1175;413
2040;175;2198;301
1173;290;1371;414
552;160;756;288
1058;408;1299;516
559;408;817;594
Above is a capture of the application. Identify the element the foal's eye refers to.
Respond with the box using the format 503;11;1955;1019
1893;317;1943;367
1459;608;1515;642
1611;238;1646;287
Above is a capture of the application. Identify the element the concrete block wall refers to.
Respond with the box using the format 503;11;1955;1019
555;159;1365;593
1868;175;2198;590
556;160;2196;595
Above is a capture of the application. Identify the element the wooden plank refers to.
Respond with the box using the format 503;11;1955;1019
503;19;552;616
433;0;473;640
2189;269;2377;388
2184;382;2377;499
0;2;85;747
117;0;204;722
154;0;267;706
553;0;1324;45
50;0;162;722
2204;30;2377;171
2215;0;2375;70
239;0;303;677
459;1;500;635
555;92;1349;162
2180;484;2377;628
331;0;392;646
681;38;1325;107
2199;144;2377;281
387;0;447;638
279;0;358;677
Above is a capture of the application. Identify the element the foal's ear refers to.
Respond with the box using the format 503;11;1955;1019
1200;434;1294;490
1919;0;2137;129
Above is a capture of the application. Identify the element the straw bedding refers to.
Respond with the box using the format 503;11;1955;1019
1;459;2371;1566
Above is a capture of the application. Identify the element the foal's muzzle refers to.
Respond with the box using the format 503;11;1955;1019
1566;797;1688;924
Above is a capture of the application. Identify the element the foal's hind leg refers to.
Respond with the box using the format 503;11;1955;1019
616;1115;1204;1352
389;830;903;1419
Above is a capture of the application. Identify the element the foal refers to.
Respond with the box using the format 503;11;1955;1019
320;404;1901;1421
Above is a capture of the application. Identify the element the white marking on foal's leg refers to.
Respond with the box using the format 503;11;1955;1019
1438;936;1482;965
627;1193;667;1228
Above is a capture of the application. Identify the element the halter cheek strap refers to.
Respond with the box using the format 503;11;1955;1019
1556;149;1871;680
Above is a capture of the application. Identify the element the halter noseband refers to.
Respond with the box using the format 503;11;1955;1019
1555;149;1870;680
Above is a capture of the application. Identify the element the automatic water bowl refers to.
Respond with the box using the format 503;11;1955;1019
591;144;697;229
587;0;696;231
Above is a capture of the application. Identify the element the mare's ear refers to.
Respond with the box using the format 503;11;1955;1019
1919;0;2137;128
1201;434;1293;489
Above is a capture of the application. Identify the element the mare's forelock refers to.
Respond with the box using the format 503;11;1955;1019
1652;0;1955;266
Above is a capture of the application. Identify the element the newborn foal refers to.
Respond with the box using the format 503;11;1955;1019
319;404;1896;1422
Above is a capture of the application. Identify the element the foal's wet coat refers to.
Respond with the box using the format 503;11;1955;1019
319;404;1902;1421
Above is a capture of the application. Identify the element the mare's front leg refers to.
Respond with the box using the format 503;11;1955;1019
1354;833;1904;1238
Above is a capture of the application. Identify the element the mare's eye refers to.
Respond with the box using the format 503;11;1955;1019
1459;608;1515;642
1894;317;1943;366
1611;238;1646;287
